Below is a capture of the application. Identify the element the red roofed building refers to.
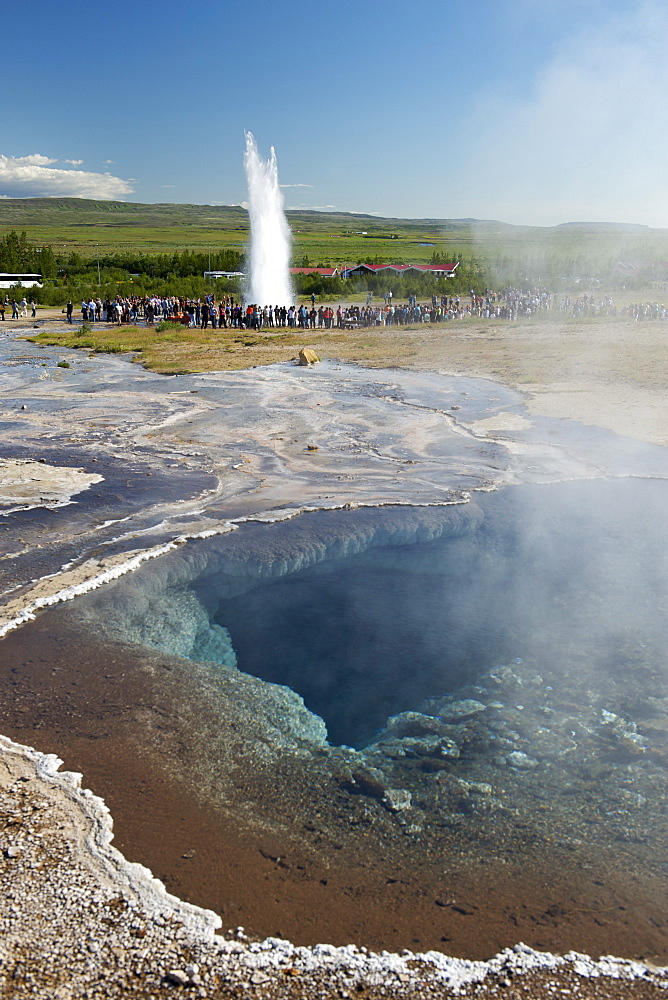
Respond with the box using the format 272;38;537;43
341;262;459;278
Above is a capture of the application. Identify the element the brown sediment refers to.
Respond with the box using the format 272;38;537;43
2;608;666;965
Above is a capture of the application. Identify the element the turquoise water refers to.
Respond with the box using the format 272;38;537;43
195;480;667;749
51;479;668;935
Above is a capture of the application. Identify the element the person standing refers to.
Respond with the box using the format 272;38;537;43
30;300;36;318
11;300;19;319
66;301;73;324
0;300;4;320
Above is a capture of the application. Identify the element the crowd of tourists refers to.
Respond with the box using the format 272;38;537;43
67;287;558;330
73;295;337;329
555;295;668;319
5;288;668;327
557;295;617;317
621;301;668;320
74;295;242;327
53;287;668;330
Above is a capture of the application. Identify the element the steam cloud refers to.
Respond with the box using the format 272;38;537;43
452;3;668;225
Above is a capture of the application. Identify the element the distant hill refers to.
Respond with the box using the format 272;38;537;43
0;197;658;235
0;198;249;229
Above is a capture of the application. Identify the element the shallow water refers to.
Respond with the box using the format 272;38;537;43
65;480;668;868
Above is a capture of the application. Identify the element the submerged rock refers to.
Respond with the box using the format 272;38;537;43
350;766;389;800
436;699;487;721
506;751;539;769
383;788;412;812
384;711;450;738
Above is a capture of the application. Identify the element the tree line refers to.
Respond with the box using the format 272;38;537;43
0;230;57;277
3;228;660;303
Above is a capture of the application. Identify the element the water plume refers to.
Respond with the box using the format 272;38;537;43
243;131;294;306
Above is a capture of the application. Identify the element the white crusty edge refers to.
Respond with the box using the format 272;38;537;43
1;733;667;993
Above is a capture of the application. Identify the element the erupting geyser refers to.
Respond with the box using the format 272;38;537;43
243;131;294;307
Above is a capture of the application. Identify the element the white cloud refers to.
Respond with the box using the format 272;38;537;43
280;183;314;188
0;154;134;200
161;183;175;188
64;158;83;166
13;154;57;166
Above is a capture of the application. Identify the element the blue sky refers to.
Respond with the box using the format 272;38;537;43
3;0;668;226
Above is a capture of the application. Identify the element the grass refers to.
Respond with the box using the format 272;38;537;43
28;324;311;373
29;318;445;373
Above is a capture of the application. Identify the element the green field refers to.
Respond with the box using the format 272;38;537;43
3;198;668;301
2;197;668;276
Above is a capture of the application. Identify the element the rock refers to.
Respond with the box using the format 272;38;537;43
398;735;460;760
298;348;320;365
437;699;487;721
506;751;539;769
600;710;647;752
250;970;271;985
385;711;448;738
466;781;493;795
6;845;22;858
165;969;189;986
383;788;412;812
350;766;388;799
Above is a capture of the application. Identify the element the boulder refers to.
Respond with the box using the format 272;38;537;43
298;348;320;365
